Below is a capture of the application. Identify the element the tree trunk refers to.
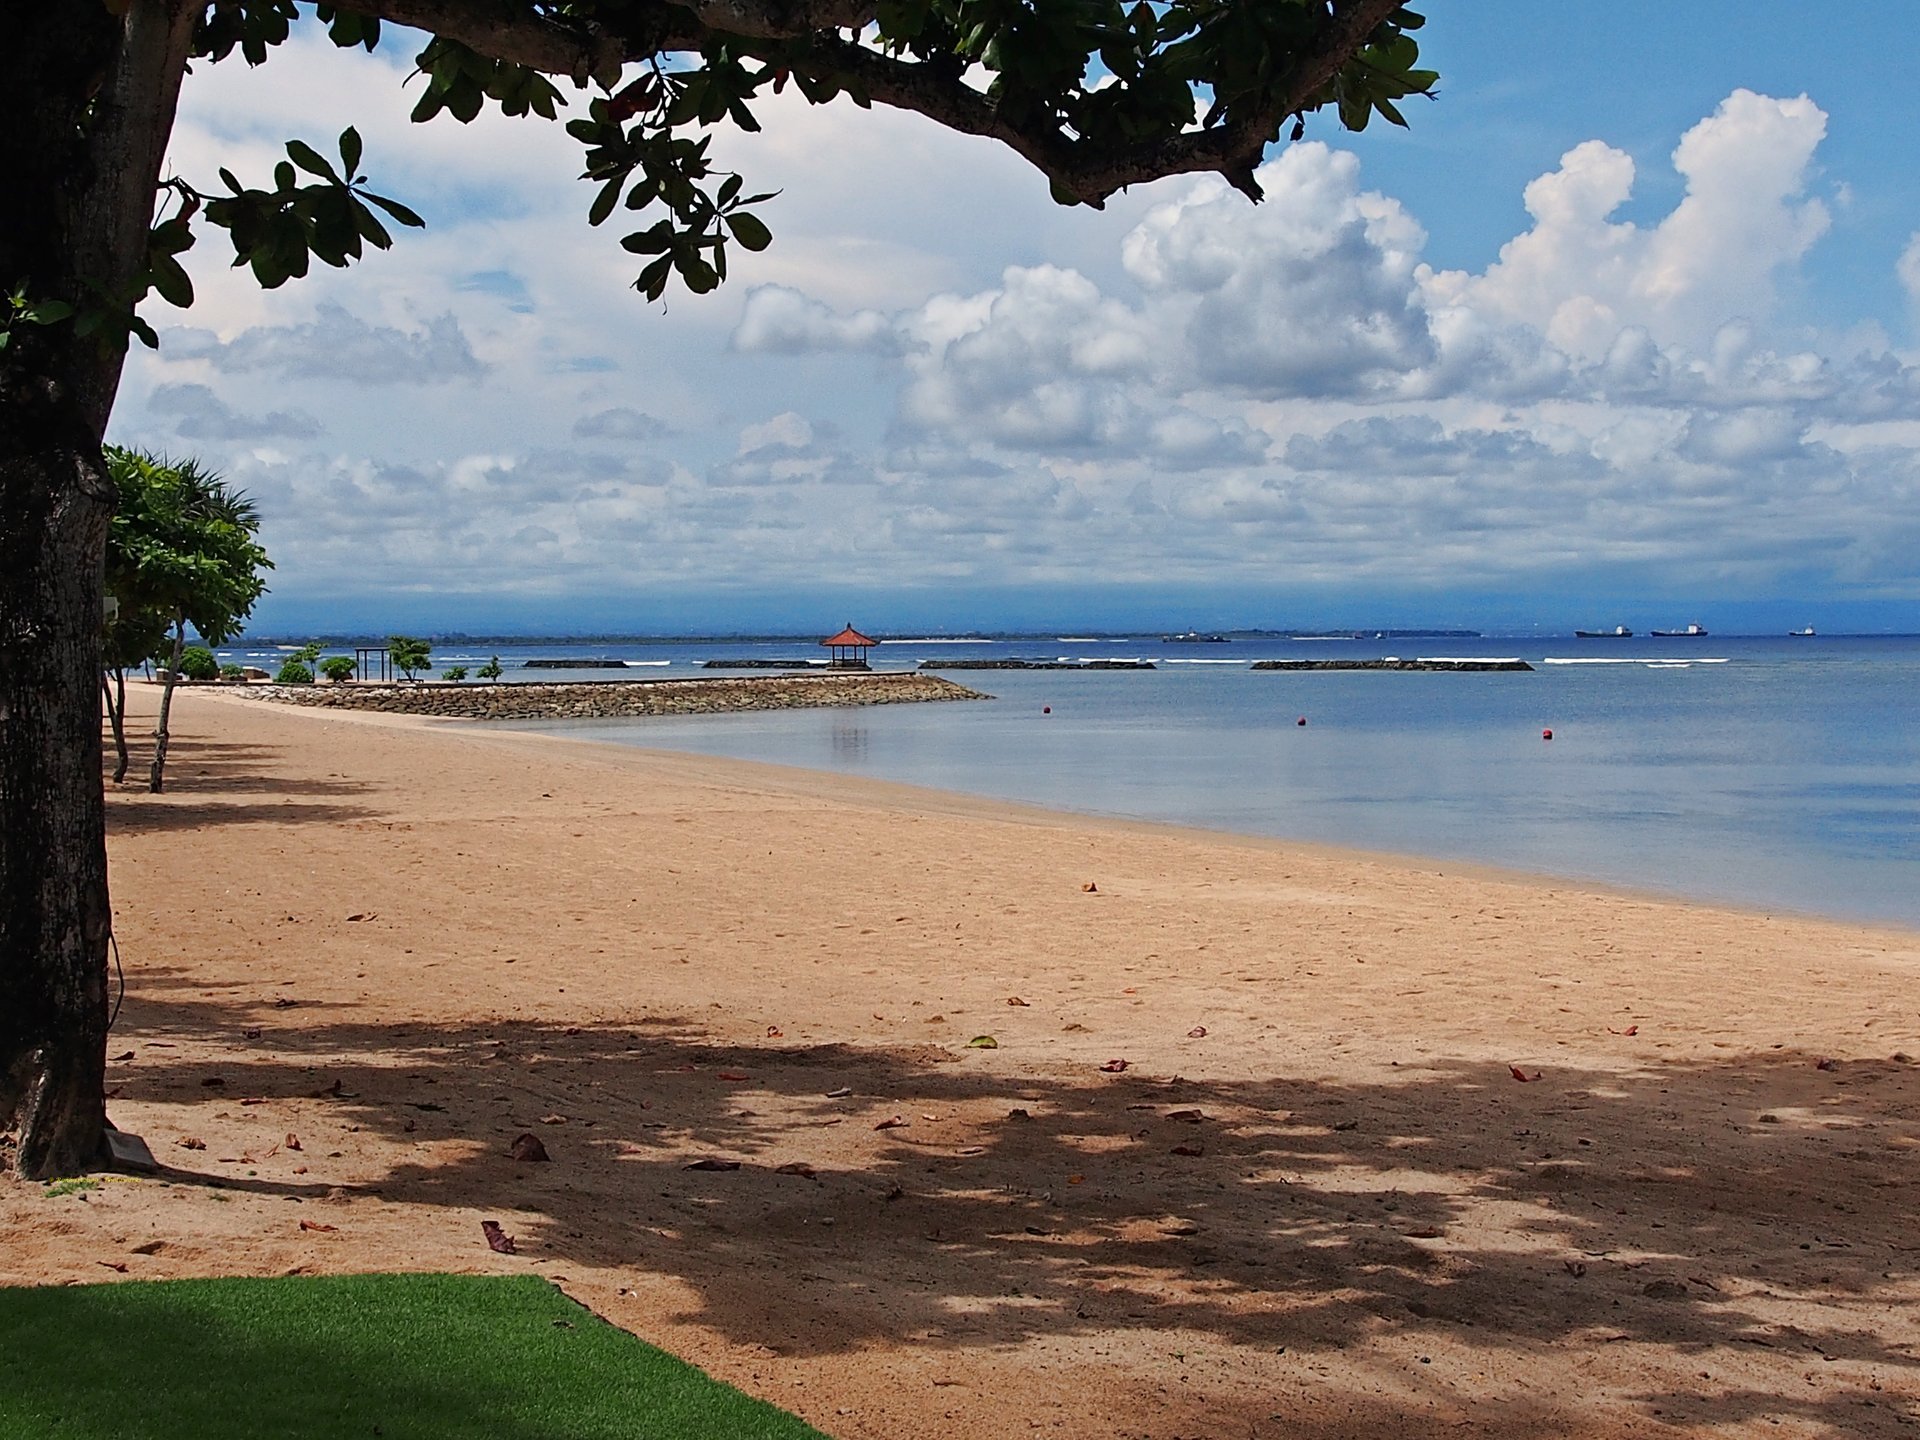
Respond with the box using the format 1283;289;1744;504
149;620;186;793
1;1;199;1178
103;669;132;785
0;450;116;1179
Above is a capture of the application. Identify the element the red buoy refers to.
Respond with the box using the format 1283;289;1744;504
1042;706;1051;714
1296;716;1307;726
1542;728;1553;741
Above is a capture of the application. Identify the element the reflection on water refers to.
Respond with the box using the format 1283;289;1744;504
503;637;1920;927
830;725;870;763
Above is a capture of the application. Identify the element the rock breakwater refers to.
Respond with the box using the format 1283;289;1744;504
250;671;986;719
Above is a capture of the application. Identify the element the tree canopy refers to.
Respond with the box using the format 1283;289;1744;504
105;449;272;652
0;0;1435;1178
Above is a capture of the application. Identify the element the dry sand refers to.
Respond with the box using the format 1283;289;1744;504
5;681;1920;1437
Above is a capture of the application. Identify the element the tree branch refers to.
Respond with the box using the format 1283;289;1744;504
336;0;1408;205
769;0;1410;206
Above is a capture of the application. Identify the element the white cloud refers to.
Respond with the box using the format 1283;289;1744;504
1430;91;1831;360
113;47;1920;612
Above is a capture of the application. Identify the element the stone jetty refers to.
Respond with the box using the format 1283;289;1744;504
249;671;985;720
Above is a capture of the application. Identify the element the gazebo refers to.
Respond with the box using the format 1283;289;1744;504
820;623;876;670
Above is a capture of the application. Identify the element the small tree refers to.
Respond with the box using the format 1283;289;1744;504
176;646;219;681
274;660;314;684
319;655;356;683
441;665;469;682
388;635;432;681
477;655;504;683
104;449;272;791
291;642;323;666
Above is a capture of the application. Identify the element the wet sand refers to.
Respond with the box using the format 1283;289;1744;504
5;681;1919;1437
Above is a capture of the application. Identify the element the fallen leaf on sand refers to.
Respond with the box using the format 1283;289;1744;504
131;1240;165;1256
239;1097;269;1106
774;1162;818;1179
875;1116;909;1130
1068;1174;1085;1184
110;1051;134;1063
1099;1059;1129;1073
684;1157;741;1171
1509;1065;1538;1082
1165;1109;1205;1123
176;1137;205;1150
1187;1026;1208;1039
966;1035;999;1049
299;1220;338;1233
1816;1057;1838;1072
766;1026;784;1038
825;1087;853;1099
1607;1025;1639;1036
1006;996;1029;1007
285;1133;302;1152
1564;1259;1588;1278
508;1133;550;1162
1171;1142;1205;1157
1081;882;1098;893
539;1114;568;1125
1122;987;1138;995
97;1261;129;1273
717;1070;750;1082
200;1076;226;1088
481;1220;517;1254
1405;1226;1443;1240
345;912;374;922
312;1078;350;1098
1331;1119;1360;1132
1007;1108;1032;1121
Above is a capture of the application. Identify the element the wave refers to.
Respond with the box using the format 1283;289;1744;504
1161;658;1246;665
1543;657;1729;666
881;638;991;644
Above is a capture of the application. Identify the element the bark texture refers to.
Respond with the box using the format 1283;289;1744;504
1;0;197;1178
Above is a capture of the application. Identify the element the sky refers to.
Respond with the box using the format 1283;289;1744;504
111;2;1920;636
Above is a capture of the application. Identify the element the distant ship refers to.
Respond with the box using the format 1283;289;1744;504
1650;623;1709;637
1161;630;1230;643
1574;625;1633;638
1789;625;1816;637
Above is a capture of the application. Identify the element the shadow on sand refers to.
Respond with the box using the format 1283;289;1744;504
107;973;1920;1439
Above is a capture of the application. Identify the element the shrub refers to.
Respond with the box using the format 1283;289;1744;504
177;645;218;681
388;634;431;681
274;661;314;685
292;642;323;665
319;655;356;683
477;655;503;681
441;665;469;682
218;663;247;681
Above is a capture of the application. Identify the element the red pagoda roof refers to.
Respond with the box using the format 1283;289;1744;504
820;624;876;647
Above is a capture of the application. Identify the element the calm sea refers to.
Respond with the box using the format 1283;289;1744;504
223;633;1920;927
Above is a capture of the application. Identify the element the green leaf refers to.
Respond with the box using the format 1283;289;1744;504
724;212;772;252
340;126;363;177
587;176;623;227
361;192;425;228
966;1035;999;1049
149;254;194;308
285;138;339;181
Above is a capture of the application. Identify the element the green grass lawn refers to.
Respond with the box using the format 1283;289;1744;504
0;1272;826;1439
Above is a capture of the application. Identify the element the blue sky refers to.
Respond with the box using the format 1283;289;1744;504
112;3;1920;635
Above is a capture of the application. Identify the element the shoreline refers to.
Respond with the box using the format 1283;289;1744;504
198;679;1920;939
8;684;1919;1438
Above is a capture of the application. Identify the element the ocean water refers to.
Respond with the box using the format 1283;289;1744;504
223;633;1920;926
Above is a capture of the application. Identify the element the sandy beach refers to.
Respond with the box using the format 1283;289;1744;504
6;681;1919;1437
